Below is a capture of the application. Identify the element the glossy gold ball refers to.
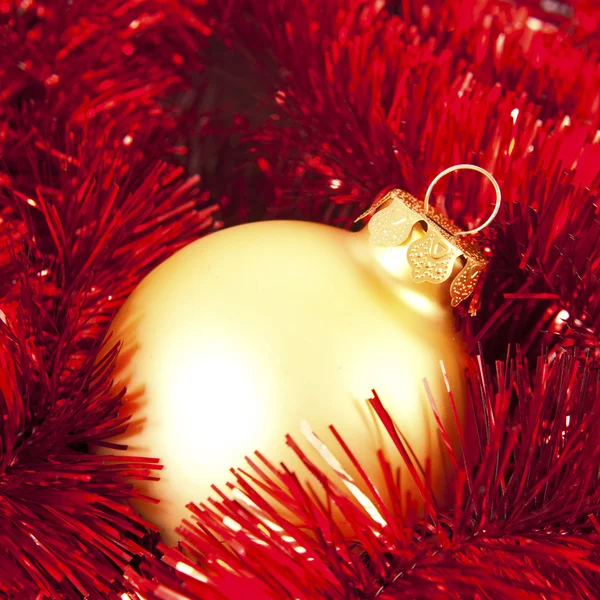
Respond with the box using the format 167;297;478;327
106;220;466;545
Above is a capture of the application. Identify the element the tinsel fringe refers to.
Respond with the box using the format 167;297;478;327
1;0;599;597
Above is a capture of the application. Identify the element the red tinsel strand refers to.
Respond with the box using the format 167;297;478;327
126;350;600;599
0;0;219;595
0;0;211;140
0;329;159;598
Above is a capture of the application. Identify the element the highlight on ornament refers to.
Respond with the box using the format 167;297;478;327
100;164;500;548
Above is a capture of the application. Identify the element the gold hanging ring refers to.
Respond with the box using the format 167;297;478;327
423;164;502;236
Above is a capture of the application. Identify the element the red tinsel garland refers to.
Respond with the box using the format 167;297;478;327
0;0;215;596
1;0;600;598
125;351;600;599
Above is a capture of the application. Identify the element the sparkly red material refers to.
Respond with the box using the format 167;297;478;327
125;353;600;599
1;0;600;598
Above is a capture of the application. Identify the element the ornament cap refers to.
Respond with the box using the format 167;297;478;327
356;165;501;313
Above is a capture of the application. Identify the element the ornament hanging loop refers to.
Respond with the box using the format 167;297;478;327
423;164;502;236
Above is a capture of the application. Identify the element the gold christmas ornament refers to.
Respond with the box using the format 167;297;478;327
103;165;501;545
